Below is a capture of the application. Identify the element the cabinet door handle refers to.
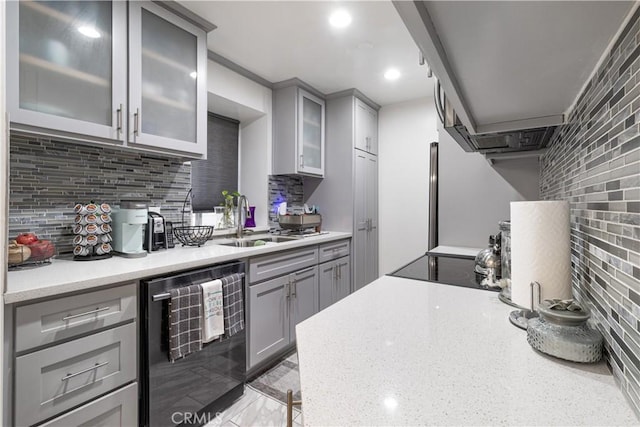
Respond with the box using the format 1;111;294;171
62;306;110;321
286;282;291;299
116;104;123;138
299;154;304;168
133;108;140;139
291;280;297;298
61;361;109;382
338;264;342;280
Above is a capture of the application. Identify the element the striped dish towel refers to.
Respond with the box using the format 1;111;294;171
169;284;203;362
221;273;245;337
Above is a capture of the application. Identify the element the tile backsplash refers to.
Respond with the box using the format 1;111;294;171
267;175;304;229
540;8;640;416
9;134;192;254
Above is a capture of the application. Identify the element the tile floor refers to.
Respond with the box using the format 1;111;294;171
204;386;303;427
205;352;303;427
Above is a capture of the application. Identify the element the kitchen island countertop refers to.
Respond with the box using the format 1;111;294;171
5;231;351;304
296;275;639;426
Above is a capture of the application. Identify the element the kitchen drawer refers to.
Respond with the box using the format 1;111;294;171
39;383;137;427
15;322;137;427
249;247;318;283
318;239;351;263
15;283;136;352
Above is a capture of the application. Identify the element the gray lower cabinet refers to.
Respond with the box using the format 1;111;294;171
39;383;137;427
248;275;290;368
15;322;137;427
15;283;136;352
289;266;319;339
248;265;319;369
319;256;351;311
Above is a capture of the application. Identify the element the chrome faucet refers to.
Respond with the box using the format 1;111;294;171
236;195;250;239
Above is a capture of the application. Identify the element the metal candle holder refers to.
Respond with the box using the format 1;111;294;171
509;281;541;330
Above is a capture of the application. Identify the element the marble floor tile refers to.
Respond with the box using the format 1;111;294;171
229;393;287;427
205;387;262;426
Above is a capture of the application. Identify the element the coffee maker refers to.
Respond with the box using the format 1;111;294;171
111;202;148;258
145;212;170;252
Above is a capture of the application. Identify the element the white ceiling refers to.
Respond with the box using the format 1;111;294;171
178;1;435;106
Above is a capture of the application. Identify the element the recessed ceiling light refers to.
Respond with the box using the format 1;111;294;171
329;10;352;28
78;26;100;38
384;69;401;81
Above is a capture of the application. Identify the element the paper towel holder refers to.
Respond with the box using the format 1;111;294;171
508;281;541;330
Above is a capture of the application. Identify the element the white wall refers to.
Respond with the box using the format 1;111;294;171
207;60;272;227
378;97;437;274
438;120;540;248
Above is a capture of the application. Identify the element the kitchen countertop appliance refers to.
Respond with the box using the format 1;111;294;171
390;252;499;292
111;202;148;258
145;211;169;252
140;261;246;426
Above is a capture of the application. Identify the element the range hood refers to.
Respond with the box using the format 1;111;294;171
435;81;558;155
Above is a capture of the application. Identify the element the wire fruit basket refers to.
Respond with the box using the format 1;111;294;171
173;189;214;247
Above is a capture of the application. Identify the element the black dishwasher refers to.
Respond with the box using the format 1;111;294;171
140;261;246;427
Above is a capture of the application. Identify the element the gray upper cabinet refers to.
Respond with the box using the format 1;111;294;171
7;1;128;142
7;0;208;159
273;84;325;177
128;1;207;157
355;98;378;155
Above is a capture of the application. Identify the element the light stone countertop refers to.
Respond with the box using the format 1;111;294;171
5;231;351;304
296;275;639;426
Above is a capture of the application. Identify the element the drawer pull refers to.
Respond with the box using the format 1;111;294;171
62;306;110;321
61;361;109;382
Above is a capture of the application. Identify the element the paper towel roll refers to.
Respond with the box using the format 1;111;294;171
511;201;572;310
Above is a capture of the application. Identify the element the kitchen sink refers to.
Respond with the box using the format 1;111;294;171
216;235;299;247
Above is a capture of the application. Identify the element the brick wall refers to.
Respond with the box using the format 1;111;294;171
9;135;192;255
540;8;640;416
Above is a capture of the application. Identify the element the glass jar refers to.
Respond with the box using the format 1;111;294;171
526;299;603;363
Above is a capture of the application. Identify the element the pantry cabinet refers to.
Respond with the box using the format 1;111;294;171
307;92;380;292
7;0;208;159
355;98;378;155
354;151;378;289
273;82;325;177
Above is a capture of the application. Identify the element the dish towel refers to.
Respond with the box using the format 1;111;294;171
221;273;245;337
168;284;203;362
201;279;225;343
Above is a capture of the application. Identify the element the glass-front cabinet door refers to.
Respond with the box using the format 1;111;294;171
128;1;207;158
297;89;325;176
7;0;127;142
